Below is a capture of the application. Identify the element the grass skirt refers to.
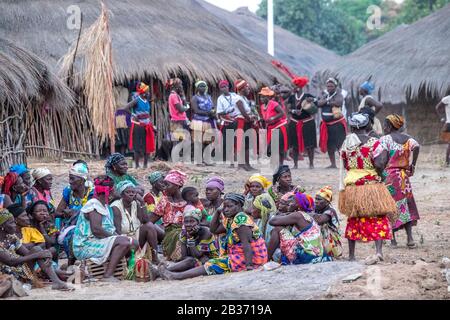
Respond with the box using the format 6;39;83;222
339;183;398;221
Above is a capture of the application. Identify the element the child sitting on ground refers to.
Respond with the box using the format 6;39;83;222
181;187;207;223
311;186;342;258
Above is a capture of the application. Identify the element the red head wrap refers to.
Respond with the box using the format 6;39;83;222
2;172;19;196
218;80;229;88
234;79;249;92
292;76;309;88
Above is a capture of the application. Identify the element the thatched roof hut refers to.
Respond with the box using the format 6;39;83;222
0;0;290;88
0;37;73;173
320;4;450;104
198;1;340;77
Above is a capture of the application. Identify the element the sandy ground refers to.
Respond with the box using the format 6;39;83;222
10;144;450;300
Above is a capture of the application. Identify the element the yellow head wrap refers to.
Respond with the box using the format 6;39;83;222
316;186;333;202
248;175;271;189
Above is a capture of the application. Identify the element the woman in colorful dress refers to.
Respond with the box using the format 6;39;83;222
149;170;188;261
317;78;347;168
259;87;288;166
73;176;138;282
0;208;71;290
200;177;225;226
1;172;31;209
269;192;331;264
288;76;318;169
9;164;32;188
157;207;219;278
268;165;304;205
122;82;155;169
243;174;271;213
339;113;397;263
312;186;342;258
158;193;267;280
251;193;277;245
105;153;138;187
143;171;166;214
374;114;420;248
111;181;162;264
191;80;217;164
30;168;56;215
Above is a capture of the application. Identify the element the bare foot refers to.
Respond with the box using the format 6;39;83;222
148;264;160;281
51;282;74;291
101;276;120;283
407;241;417;249
390;239;398;247
158;265;175;280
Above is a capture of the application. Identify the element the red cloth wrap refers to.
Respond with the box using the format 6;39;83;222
267;122;288;152
129;122;156;154
319;117;348;153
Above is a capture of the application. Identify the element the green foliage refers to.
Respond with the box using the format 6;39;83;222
256;0;450;54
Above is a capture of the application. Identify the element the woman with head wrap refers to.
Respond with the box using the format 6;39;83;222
0;208;72;290
111;181;163;265
159;192;267;280
243;174;271;213
105;153;138;187
144;171;166;214
190;81;218;161
1;172;31;210
73;175;138;282
288;76;318;169
200;176;225;225
155;206;220;279
29;168;56;215
268;165;304;205
120;82;155;169
168;78;190;143
269;192;331;264
339;113;396;264
251;193;277;244
234;79;258;171
317;77;348;168
312;186;342;258
373;114;420;248
259;87;288;165
358;81;383;136
9;164;32;187
148;170;188;261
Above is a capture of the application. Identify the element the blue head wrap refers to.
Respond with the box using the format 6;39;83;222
360;81;375;94
9;164;28;175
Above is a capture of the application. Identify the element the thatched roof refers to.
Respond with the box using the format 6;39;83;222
320;4;450;104
0;37;74;109
198;1;340;77
0;0;290;88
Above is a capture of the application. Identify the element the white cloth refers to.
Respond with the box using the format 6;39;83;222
442;96;450;123
217;93;239;117
80;198;110;216
234;95;252;117
31;168;51;181
110;199;141;238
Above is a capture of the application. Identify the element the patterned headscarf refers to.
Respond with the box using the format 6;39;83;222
164;170;188;187
2;172;19;196
0;209;13;226
316;186;333;203
280;191;295;202
348;112;370;129
195;80;208;94
206;177;225;193
136;82;149;95
93;176;114;203
31;168;51;181
360;81;375;94
224;193;245;207
273;165;291;185
183;206;202;222
9;164;28;175
386;114;405;129
105;153;125;174
295;192;315;213
148;171;164;184
292;76;309;88
116;180;135;195
234;79;249;92
69;163;89;180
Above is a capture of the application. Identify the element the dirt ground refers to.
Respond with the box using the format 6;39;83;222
12;144;450;300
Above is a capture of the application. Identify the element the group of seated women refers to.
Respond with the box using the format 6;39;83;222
0;154;343;291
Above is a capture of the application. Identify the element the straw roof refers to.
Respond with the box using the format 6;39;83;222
0;37;73;109
0;0;290;88
198;1;340;77
320;4;450;104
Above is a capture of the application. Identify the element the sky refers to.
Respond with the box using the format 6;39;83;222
203;0;262;13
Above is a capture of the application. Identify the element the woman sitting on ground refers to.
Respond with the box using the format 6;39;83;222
105;153;138;187
9;164;32;189
0;208;71;291
268;165;304;205
1;172;31;210
269;192;332;265
27;201;59;252
111;181;163;264
157;207;219;278
148;170;187;261
250;193;277;245
158;193;268;280
144;171;166;214
30;168;56;215
181;187;207;220
72;175;138;282
8;204;43;250
312;186;342;258
200;177;225;226
243;174;271;213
